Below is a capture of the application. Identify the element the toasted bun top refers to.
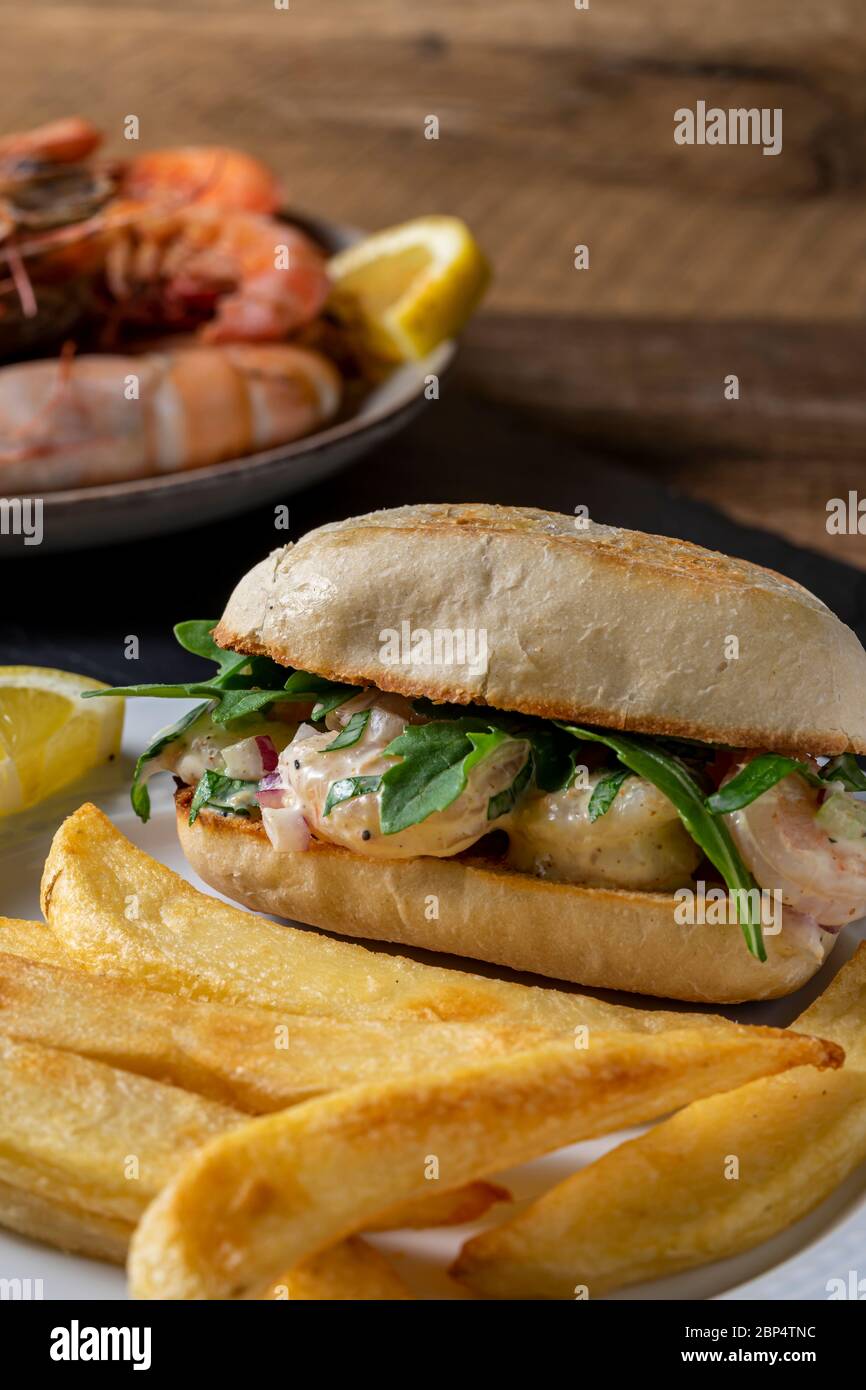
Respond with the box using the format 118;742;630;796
215;503;866;754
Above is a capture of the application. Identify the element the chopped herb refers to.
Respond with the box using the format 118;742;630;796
822;753;866;793
320;709;371;752
323;775;382;817
188;771;257;825
588;767;632;822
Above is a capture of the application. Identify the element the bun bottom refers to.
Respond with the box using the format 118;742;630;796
176;793;836;1004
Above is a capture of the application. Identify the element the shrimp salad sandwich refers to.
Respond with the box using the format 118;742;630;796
89;504;866;1003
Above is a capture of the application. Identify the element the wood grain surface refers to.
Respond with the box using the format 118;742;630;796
2;0;865;561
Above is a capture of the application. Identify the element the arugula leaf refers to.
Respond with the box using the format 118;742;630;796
209;688;301;725
323;775;382;817
706;755;804;814
559;724;766;961
83;621;284;704
282;670;360;720
320;709;371;752
705;754;827;815
188;771;257;825
91;681;305;725
823;753;866;793
130;702;211;823
175;625;290;690
246;655;294;688
525;726;577;793
488;753;532;821
173;620;238;673
82;681;222;700
378;720;512;836
588;768;632;822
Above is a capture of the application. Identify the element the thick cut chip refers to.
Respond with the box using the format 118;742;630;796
452;944;866;1299
0;1033;240;1244
0;951;555;1113
371;1181;510;1232
258;1237;413;1301
40;804;743;1034
128;1027;841;1299
0;1030;503;1267
0;918;73;967
0;1178;131;1265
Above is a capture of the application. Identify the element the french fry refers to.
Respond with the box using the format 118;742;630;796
258;1238;414;1301
127;1025;841;1299
0;1162;411;1299
41;804;742;1034
0;1177;131;1265
0;1033;240;1247
371;1180;510;1231
0;1021;504;1258
452;944;866;1299
0;952;558;1113
0;917;73;967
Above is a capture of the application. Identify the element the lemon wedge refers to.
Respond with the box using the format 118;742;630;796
328;215;490;363
0;666;124;817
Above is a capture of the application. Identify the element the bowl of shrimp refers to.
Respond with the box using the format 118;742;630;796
0;118;473;551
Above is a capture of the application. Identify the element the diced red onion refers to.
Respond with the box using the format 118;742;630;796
257;788;287;809
261;804;311;852
257;768;287;809
255;735;279;773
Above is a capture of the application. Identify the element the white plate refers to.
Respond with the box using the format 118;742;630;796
1;698;864;1301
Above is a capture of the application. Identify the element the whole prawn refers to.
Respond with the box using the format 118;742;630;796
0;342;342;491
726;765;866;928
97;202;331;344
0;118;329;349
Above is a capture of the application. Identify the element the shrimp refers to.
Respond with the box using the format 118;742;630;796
0;118;112;252
0;125;316;349
0;342;341;491
506;774;702;891
0;117;102;173
725;767;866;927
100;203;331;343
120;146;282;215
278;695;530;859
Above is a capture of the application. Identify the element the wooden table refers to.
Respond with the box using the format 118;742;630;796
3;0;866;564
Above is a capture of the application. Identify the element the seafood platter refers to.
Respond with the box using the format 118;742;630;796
0;118;487;548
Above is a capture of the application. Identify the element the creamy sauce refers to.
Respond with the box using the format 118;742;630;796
280;694;530;859
505;773;701;890
159;694;698;894
145;709;296;793
277;695;698;891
